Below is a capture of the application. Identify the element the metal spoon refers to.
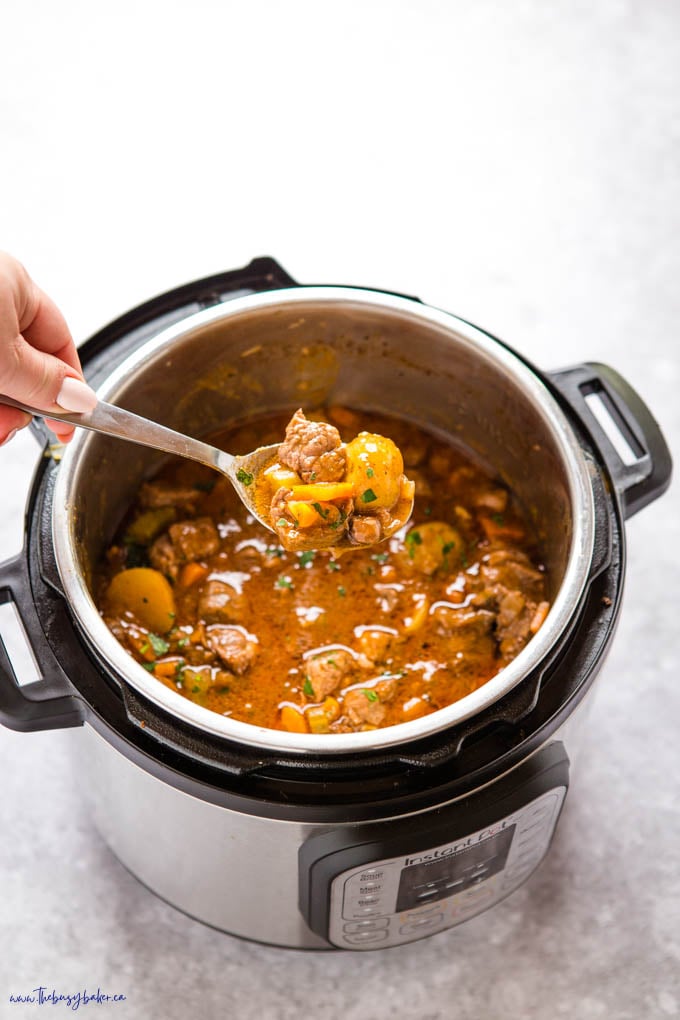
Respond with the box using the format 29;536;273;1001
0;394;279;531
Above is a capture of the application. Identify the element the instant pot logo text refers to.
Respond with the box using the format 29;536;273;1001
404;820;511;866
8;987;127;1011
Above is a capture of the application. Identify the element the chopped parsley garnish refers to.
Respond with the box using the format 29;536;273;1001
142;662;155;672
405;530;422;558
276;575;294;590
361;488;378;503
366;467;375;478
266;545;285;557
312;502;330;520
303;678;314;697
442;541;456;555
310;472;317;481
236;468;254;486
148;633;170;656
277;517;291;528
337;585;346;597
492;513;505;526
371;552;389;564
329;509;348;530
328;560;341;571
177;637;188;649
364;689;379;702
298;550;316;567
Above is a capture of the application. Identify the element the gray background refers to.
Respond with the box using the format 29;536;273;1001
0;1;678;1018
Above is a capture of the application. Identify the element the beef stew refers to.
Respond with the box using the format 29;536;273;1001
98;408;550;734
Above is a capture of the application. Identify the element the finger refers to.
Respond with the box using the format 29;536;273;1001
44;418;75;443
0;259;96;415
0;333;97;414
0;407;31;444
20;285;84;375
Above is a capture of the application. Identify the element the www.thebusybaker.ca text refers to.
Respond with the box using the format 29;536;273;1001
9;987;126;1011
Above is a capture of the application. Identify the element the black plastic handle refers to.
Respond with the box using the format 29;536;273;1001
548;362;672;519
0;553;84;732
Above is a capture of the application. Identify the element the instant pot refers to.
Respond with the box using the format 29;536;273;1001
0;258;671;950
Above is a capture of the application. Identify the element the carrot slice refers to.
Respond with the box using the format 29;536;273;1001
178;562;210;588
153;659;181;679
280;705;309;733
285;500;341;528
285;501;324;528
289;482;354;502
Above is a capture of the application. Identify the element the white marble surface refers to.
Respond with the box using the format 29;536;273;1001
0;1;678;1017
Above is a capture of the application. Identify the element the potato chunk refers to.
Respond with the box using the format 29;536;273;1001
345;433;403;511
401;521;464;576
106;568;176;633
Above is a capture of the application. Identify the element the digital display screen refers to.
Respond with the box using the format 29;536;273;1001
395;825;515;912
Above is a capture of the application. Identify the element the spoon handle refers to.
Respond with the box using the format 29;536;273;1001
0;394;235;474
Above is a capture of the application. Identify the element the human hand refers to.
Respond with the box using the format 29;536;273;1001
0;252;96;445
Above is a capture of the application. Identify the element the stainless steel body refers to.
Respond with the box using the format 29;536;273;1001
75;698;592;949
51;287;595;754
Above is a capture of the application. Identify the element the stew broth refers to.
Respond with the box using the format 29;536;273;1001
98;408;550;734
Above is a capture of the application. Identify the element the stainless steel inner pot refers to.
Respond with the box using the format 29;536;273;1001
52;288;594;754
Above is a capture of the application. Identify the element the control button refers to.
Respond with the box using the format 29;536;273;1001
405;903;446;920
399;913;444;935
416;888;440;900
343;929;389;945
343;918;389;933
356;895;380;905
351;905;384;916
444;878;464;891
359;872;384;882
359;883;382;894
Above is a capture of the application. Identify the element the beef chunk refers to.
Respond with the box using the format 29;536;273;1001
198;580;247;624
355;627;394;665
343;687;387;726
304;648;355;701
139;481;199;512
495;589;535;661
206;625;258;674
349;514;382;546
168;517;220;562
149;533;179;581
278;409;346;483
480;549;544;600
473;487;508;514
432;605;497;670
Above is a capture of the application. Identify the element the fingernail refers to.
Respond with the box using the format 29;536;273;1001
56;377;97;413
1;429;18;447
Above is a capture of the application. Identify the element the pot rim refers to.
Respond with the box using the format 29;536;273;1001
52;286;595;755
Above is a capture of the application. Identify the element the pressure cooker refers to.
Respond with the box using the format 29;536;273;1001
0;258;671;950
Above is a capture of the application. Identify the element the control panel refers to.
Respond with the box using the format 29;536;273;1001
327;787;564;948
299;741;569;949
